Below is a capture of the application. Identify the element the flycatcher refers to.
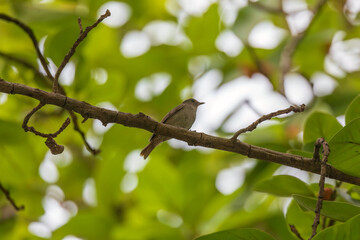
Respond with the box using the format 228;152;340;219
140;98;204;159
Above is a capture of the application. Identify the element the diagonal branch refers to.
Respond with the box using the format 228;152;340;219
289;224;304;240
53;10;111;93
0;182;24;211
69;111;101;155
0;13;53;80
0;37;100;155
0;51;51;84
1;78;360;186
279;0;328;94
231;104;306;140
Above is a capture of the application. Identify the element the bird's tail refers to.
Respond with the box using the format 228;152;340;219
140;141;156;159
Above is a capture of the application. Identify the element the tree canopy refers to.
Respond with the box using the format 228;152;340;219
1;0;360;240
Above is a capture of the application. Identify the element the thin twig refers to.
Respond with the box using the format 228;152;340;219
22;102;71;138
0;182;24;211
0;51;52;85
245;44;272;81
0;52;99;154
78;17;83;35
309;137;330;239
53;10;111;93
279;0;328;94
289;224;304;240
231;104;305;140
0;13;53;80
69;111;100;155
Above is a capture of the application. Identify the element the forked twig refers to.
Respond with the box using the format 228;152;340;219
53;10;111;93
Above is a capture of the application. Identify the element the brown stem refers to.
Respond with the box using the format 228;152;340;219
231;104;305;140
1;78;360;186
0;182;24;211
289;224;304;240
53;10;111;93
279;0;328;94
309;137;330;239
22;102;71;138
0;13;53;80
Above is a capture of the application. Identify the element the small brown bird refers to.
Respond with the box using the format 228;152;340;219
140;98;204;159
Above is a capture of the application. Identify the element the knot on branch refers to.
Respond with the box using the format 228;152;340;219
45;137;65;155
22;102;71;154
291;104;306;113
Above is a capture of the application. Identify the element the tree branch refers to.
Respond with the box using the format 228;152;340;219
231;104;305;140
0;182;24;211
0;13;53;80
0;21;100;155
53;10;111;93
1;78;360;186
279;0;328;94
289;224;304;240
309;137;330;239
0;51;51;84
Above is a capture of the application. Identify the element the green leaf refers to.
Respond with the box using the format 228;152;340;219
293;195;360;222
303;112;342;143
313;214;360;240
328;118;360;177
254;175;314;197
345;94;360;124
195;228;275;240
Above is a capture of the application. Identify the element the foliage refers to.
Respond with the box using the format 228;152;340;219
1;0;360;240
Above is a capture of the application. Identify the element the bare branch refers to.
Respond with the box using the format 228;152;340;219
289;224;304;240
0;43;99;155
0;182;24;211
279;0;328;94
22;102;71;138
1;78;360;186
78;17;83;35
0;51;51;85
309;137;330;239
0;13;53;80
53;10;111;93
245;44;272;81
69;111;100;155
231;104;305;140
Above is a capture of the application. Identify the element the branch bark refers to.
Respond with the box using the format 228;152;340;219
1;78;360;186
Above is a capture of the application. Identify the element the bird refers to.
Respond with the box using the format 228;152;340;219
140;98;204;159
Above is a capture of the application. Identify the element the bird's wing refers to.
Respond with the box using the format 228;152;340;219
149;103;184;141
161;104;184;124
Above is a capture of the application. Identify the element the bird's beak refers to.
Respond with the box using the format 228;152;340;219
199;102;205;105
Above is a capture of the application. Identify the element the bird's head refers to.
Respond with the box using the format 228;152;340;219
183;98;205;107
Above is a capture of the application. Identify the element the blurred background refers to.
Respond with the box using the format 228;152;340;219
0;0;360;239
